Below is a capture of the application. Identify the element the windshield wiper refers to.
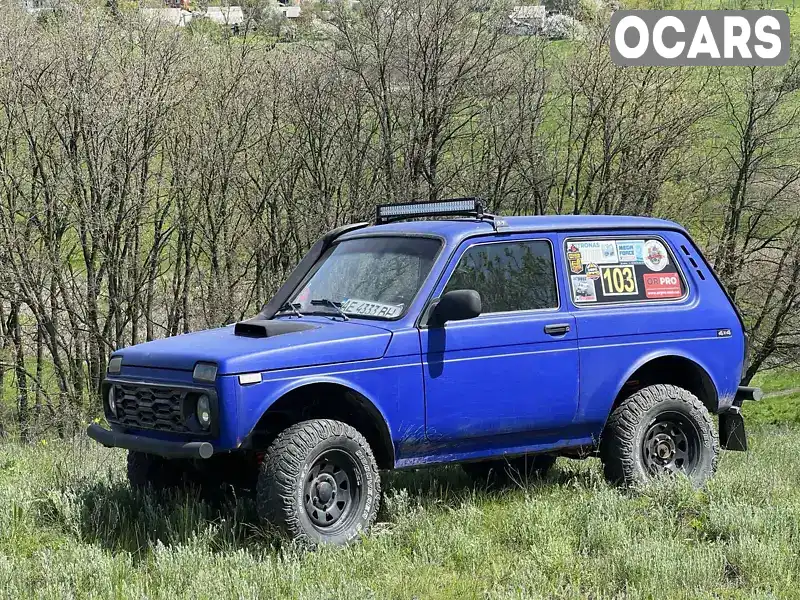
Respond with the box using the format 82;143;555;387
310;298;349;321
276;301;303;318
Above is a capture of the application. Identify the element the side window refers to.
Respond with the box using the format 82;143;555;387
565;236;686;305
444;240;558;313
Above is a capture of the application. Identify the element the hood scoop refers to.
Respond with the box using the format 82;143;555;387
234;318;319;339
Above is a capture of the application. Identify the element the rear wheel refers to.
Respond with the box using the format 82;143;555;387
257;419;381;546
463;454;556;487
600;384;718;487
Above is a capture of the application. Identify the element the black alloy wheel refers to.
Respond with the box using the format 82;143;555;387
641;411;700;476
303;449;363;531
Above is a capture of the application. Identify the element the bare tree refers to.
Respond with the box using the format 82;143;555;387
332;0;511;202
702;61;800;379
548;26;714;216
0;1;796;437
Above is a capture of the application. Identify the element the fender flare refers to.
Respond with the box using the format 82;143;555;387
243;374;395;466
607;348;720;415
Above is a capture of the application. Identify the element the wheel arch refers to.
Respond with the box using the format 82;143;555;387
243;378;395;470
605;352;720;423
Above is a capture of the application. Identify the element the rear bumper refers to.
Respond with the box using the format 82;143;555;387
87;423;214;459
719;386;762;452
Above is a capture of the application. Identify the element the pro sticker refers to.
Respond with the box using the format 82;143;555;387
644;273;683;299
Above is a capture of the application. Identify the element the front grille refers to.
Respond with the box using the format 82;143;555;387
112;383;189;433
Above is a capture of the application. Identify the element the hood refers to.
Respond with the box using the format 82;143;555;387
115;318;392;375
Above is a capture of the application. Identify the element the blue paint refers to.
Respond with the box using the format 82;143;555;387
98;215;746;468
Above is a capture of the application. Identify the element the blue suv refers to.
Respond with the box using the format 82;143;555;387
88;199;761;545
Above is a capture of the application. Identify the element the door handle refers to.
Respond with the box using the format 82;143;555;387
544;323;571;336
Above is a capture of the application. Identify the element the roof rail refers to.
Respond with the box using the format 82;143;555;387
375;197;507;231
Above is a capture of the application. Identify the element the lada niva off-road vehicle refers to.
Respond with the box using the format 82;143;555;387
88;199;761;545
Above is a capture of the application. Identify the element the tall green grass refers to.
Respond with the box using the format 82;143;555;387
743;391;800;426
743;369;800;425
751;369;800;394
1;426;800;599
0;369;796;598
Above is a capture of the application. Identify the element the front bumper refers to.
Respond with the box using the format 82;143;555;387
719;386;763;452
87;423;214;459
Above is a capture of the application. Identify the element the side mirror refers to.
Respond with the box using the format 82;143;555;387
430;289;481;326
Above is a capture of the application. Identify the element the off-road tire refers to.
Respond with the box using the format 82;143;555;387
600;384;719;487
257;419;381;546
127;451;187;491
463;454;556;487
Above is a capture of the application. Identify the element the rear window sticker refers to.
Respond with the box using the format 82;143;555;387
565;236;685;306
616;240;645;263
644;240;669;272
567;244;583;274
585;263;601;280
572;275;597;302
573;240;618;265
600;265;639;296
643;272;683;299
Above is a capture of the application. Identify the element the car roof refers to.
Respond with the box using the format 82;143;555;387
338;215;686;246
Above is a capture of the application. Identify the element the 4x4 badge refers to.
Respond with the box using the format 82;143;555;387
717;329;732;337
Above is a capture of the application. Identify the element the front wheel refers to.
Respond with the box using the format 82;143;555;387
600;384;719;487
257;419;381;546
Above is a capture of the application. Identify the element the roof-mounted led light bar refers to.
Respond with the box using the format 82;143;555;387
375;198;485;224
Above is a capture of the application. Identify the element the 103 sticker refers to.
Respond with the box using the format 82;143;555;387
601;265;638;296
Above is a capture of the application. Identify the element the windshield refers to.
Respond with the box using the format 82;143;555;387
288;236;441;320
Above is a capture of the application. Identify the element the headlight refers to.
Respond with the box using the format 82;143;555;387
107;386;117;416
107;356;122;375
196;395;211;429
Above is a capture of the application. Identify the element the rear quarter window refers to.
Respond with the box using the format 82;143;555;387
565;236;687;306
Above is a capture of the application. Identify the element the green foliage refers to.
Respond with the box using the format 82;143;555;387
1;0;799;437
751;369;800;394
743;392;800;426
0;370;797;595
743;369;800;426
0;426;800;598
185;16;227;39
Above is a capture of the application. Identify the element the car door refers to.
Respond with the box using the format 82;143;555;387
419;233;579;443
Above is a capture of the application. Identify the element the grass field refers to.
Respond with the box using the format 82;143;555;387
0;372;797;599
745;369;800;426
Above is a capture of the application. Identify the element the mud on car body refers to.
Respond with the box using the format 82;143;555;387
88;199;761;545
